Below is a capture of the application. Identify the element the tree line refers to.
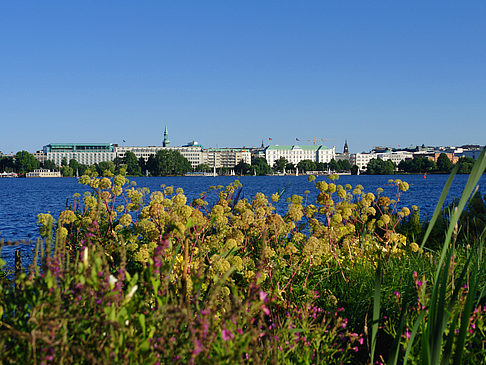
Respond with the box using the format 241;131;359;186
366;154;478;175
1;150;479;177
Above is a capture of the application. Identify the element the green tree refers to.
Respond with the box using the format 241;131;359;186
0;156;15;172
436;153;453;173
138;157;147;175
15;151;39;174
337;159;351;172
329;159;339;172
147;150;192;176
366;159;395;175
95;161;116;176
234;160;251;175
42;160;59;171
195;163;211;173
315;162;328;171
69;158;79;170
297;159;316;172
61;165;74;177
124;151;142;176
457;156;474;174
273;157;288;173
251;157;272;176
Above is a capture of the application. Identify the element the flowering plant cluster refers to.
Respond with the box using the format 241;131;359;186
0;168;484;364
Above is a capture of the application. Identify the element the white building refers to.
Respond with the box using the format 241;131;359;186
43;143;116;166
376;151;413;165
351;151;413;172
265;145;335;167
202;148;252;169
350;153;377;172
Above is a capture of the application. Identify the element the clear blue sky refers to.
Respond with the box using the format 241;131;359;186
1;1;485;154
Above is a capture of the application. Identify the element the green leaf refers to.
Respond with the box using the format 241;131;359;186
139;313;146;336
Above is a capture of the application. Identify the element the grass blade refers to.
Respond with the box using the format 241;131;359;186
370;262;381;364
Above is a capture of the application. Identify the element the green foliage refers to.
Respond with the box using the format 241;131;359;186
234;159;251;175
42;159;59;171
0;155;15;172
147;150;192;176
367;158;395;174
398;157;437;173
297;159;316;172
124;151;142;176
1;156;485;363
14;150;40;174
251;157;272;175
436;153;453;173
273;156;288;172
61;165;74;177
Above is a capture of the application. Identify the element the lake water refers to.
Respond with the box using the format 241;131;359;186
1;174;485;268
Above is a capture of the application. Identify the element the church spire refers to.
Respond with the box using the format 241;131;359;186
163;125;170;147
344;139;349;154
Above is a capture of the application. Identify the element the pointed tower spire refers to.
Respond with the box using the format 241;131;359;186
344;139;349;154
163;124;170;147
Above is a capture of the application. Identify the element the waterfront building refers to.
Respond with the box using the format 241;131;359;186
350;153;376;172
33;150;47;164
43;143;116;166
202;148;251;169
26;168;62;177
376;150;414;165
265;145;335;168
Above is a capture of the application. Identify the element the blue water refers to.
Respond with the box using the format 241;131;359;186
1;174;485;268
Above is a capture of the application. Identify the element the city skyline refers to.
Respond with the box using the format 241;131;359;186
1;1;485;154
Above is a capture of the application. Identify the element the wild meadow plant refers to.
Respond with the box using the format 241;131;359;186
0;154;485;363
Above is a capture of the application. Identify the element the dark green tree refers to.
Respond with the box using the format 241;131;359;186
124;151;142;176
436;153;453;173
315;162;328;171
251;157;272;176
195;163;211;173
297;159;316;172
147;150;192;176
457;157;474;174
273;157;288;173
15;151;39;174
337;159;351;172
366;159;395;175
61;165;74;177
0;156;15;172
42;160;59;171
69;159;80;173
234;160;251;175
95;161;116;176
138;157;147;175
329;159;339;172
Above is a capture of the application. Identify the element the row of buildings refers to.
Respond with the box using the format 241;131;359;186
16;127;483;172
31;127;337;170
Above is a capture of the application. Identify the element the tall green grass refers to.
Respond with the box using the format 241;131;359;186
373;148;486;364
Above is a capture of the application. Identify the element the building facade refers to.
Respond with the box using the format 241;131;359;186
265;145;336;167
43;143;116;166
202;148;251;169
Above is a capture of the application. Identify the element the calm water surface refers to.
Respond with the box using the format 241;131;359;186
1;174;485;267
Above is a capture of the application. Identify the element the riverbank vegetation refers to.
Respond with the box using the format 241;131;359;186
0;150;485;363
